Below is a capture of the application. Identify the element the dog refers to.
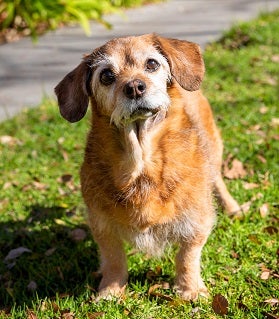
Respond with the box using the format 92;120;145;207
55;34;240;301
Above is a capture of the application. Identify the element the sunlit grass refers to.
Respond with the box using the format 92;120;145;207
0;10;278;319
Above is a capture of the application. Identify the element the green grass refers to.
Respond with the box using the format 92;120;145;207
0;10;279;319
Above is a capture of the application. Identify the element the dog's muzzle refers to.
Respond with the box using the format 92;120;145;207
121;79;161;122
123;79;146;100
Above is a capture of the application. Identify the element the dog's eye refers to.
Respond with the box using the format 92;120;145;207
100;69;115;85
146;59;160;72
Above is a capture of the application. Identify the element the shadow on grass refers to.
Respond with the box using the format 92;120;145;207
0;205;173;311
0;206;100;308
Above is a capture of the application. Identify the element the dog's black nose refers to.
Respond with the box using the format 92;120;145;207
123;79;146;99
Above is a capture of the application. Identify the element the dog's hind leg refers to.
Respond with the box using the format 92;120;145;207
174;207;215;301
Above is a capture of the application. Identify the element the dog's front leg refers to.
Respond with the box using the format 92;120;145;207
93;229;128;299
174;238;209;301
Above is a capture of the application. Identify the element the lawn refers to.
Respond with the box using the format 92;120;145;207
0;10;278;319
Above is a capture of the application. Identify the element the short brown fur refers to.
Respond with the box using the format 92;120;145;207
55;34;240;300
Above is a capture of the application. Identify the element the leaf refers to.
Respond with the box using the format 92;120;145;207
27;310;38;319
54;219;67;226
148;283;162;295
257;154;267;164
0;307;11;316
190;307;200;317
45;247;57;256
58;174;77;192
4;247;32;261
123;309;130;316
264;76;277;86
259;203;269;218
61;311;75;319
237;301;249;311
212;294;229;316
161;281;170;289
57;137;65;144
146;266;162;281
61;150;69;162
22;181;48;192
0;135;21;146
3;182;14;189
40;301;48;311
59;174;73;184
148;282;173;302
271;118;279;127
272;134;279;141
231;251;239;259
259;106;268;114
260;270;270;280
69;228;87;242
58;187;67;196
248;234;260;244
6;287;14;298
271;55;279;63
148;281;170;295
87;312;105;319
32;181;48;190
264;226;278;235
259;264;271;280
58;293;72;298
263;313;279;319
27;281;37;291
250;124;262;131
51;302;60;313
264;298;279;306
57;266;64;280
251;193;263;201
148;291;174;302
224;158;247;179
240;201;252;213
59;202;69;209
243;182;259;190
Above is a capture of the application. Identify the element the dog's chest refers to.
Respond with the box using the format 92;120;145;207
118;212;197;256
82;108;212;232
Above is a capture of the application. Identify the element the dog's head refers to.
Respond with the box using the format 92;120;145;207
55;34;204;125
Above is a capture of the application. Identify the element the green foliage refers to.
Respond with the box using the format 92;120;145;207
0;0;157;39
0;9;278;319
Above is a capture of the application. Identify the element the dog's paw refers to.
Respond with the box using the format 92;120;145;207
223;198;242;218
174;284;209;301
226;204;249;220
96;283;126;302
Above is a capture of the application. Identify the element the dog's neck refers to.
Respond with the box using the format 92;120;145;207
122;122;144;182
89;88;190;191
119;109;166;186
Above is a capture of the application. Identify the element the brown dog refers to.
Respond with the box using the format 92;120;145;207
55;34;240;301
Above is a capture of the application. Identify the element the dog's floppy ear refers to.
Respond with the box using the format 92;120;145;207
153;35;205;91
55;60;92;123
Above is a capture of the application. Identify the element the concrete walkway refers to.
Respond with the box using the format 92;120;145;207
0;0;278;121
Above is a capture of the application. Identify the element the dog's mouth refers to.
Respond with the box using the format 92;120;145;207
118;106;167;142
119;106;161;126
131;106;160;120
134;108;167;140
